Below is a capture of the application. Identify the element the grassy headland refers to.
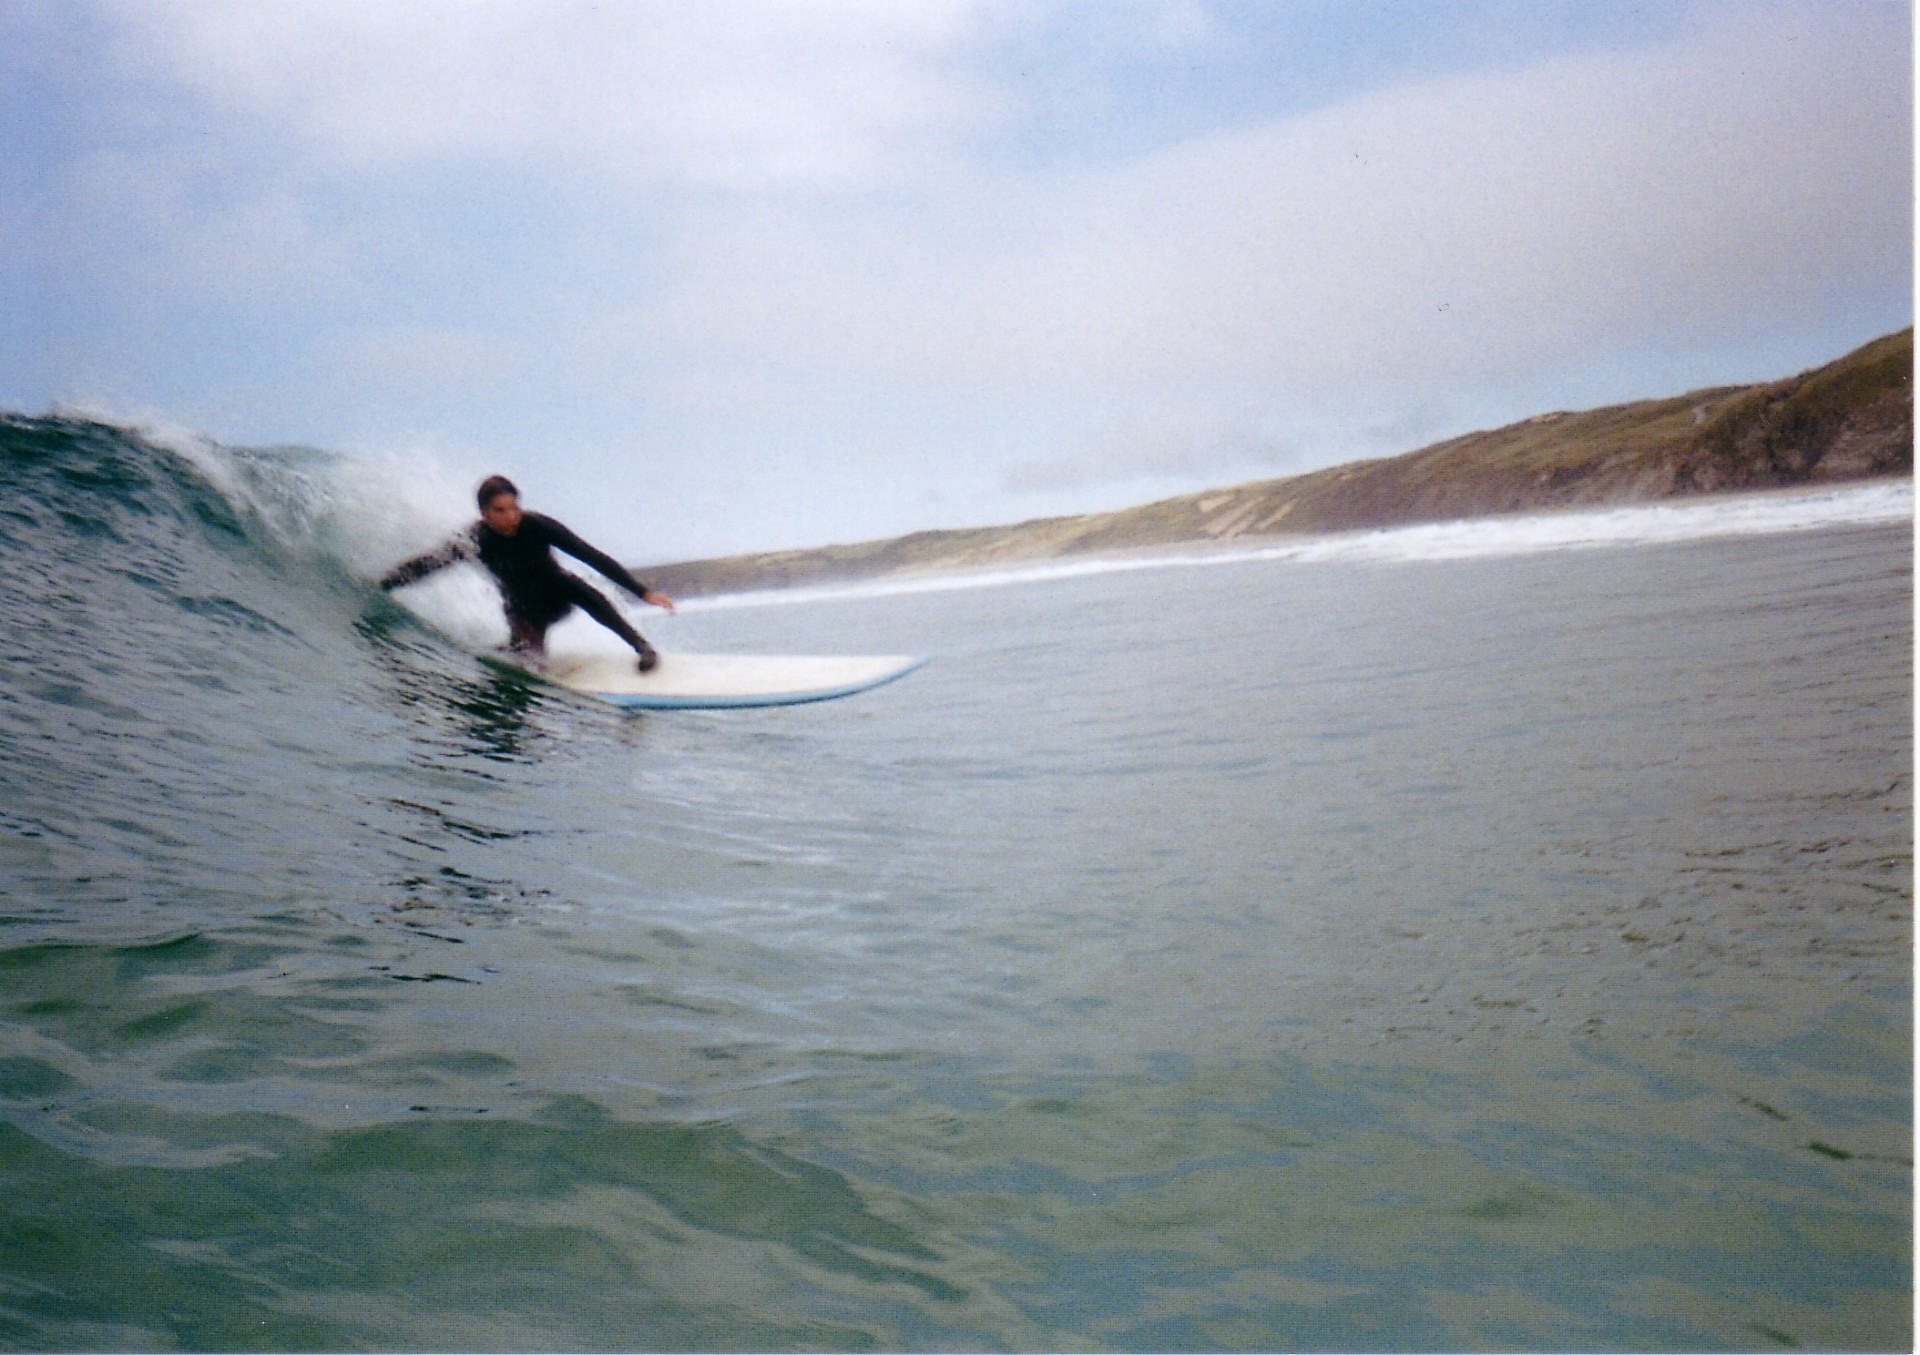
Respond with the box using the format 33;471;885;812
637;328;1911;598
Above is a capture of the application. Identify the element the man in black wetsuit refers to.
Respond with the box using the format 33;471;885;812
379;475;675;671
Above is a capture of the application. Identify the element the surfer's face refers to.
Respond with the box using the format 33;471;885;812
481;492;523;536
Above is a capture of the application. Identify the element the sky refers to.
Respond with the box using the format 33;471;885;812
2;0;1912;562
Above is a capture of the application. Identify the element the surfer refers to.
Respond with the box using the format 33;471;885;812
379;475;676;670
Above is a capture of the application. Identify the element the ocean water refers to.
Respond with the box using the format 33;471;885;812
0;413;1909;1352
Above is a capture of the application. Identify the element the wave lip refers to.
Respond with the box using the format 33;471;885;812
684;480;1915;611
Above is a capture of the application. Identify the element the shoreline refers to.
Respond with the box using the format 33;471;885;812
670;476;1914;611
640;328;1912;601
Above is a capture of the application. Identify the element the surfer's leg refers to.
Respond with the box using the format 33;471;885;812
504;587;580;658
504;610;549;655
564;578;659;671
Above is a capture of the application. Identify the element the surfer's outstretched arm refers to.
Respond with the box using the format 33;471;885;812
545;519;675;612
378;531;476;591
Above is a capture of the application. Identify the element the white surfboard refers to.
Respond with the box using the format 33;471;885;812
483;650;926;710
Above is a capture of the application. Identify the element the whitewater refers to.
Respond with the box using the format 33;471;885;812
0;412;1909;1350
685;478;1917;612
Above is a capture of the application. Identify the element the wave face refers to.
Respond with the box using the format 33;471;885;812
3;416;447;929
0;412;1910;1350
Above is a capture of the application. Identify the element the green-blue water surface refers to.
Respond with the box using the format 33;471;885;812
0;417;1909;1350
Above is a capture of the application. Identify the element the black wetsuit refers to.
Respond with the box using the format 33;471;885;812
380;511;655;657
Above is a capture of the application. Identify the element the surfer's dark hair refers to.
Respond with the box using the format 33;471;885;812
476;475;519;509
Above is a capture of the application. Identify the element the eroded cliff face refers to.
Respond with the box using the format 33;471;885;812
640;329;1912;598
1668;331;1913;493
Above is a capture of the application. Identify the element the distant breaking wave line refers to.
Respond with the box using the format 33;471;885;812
684;481;1914;612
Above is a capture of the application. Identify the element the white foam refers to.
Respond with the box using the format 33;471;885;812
684;481;1914;612
53;407;703;657
58;402;479;580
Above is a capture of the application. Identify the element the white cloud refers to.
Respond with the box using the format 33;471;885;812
571;1;1907;496
106;0;1010;188
641;4;1908;393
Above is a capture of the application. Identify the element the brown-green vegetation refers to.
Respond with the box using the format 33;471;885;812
638;328;1911;598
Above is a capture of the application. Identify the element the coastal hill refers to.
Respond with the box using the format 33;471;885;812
638;327;1912;598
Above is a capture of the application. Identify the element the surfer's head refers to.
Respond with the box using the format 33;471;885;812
477;475;522;536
